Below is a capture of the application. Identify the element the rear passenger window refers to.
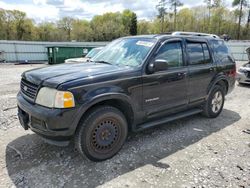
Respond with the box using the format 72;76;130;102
187;42;211;65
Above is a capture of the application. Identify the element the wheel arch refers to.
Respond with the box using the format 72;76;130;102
74;93;136;133
207;74;229;98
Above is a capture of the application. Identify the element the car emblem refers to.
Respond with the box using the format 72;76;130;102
23;86;28;91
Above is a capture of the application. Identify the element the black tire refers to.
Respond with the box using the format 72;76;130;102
202;85;225;118
75;106;128;161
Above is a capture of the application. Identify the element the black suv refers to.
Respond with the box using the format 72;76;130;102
17;33;236;161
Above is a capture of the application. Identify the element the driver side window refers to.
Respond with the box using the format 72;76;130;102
155;41;183;68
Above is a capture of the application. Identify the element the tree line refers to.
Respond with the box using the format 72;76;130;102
0;9;137;42
0;0;249;42
154;0;249;40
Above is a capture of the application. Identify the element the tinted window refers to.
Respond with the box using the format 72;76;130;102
187;42;211;65
187;43;204;65
210;40;229;60
155;42;183;68
202;43;211;63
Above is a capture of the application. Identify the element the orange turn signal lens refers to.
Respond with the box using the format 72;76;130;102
55;91;75;108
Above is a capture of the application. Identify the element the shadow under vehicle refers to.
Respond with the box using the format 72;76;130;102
6;109;241;187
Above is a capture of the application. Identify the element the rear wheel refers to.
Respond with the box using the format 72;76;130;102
202;85;225;118
75;106;128;161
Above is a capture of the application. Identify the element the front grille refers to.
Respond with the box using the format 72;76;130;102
20;79;39;101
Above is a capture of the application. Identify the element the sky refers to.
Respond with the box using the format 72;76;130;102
0;0;233;23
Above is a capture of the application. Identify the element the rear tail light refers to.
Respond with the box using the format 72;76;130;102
228;65;236;77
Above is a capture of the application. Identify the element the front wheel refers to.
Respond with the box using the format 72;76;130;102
75;106;128;161
202;85;225;118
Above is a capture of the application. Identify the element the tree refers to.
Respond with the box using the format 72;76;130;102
21;18;36;40
91;12;125;41
122;10;133;35
58;17;74;41
137;20;152;34
210;0;225;35
12;10;26;40
72;20;93;41
0;9;36;41
130;12;137;35
0;9;5;39
176;8;195;31
122;10;138;35
37;22;58;41
247;9;250;29
204;0;215;32
4;10;15;40
156;0;167;32
247;9;250;37
169;0;183;30
0;6;249;41
232;0;248;39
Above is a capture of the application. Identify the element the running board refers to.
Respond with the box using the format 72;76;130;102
136;108;203;131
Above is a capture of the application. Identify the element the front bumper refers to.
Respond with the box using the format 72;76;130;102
236;72;250;84
17;92;80;141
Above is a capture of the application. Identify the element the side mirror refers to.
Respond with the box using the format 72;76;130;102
148;59;168;74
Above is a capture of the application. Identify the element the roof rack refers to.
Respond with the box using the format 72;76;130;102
171;31;220;39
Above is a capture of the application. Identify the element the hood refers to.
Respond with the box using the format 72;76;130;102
22;62;131;88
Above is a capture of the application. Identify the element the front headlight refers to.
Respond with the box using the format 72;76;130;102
36;87;75;108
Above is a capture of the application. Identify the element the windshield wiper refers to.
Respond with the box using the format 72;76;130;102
93;60;112;65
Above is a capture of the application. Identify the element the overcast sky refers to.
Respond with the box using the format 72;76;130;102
0;0;233;22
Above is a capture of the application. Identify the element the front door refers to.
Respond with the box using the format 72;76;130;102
142;39;188;119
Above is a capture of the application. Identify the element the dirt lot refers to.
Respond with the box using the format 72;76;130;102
0;63;249;188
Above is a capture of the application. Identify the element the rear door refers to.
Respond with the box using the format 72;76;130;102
186;39;217;104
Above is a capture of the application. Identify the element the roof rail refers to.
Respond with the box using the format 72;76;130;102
171;31;220;39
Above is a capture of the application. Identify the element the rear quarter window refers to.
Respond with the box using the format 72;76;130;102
210;40;230;61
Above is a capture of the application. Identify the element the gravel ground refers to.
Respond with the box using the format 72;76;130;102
0;62;249;188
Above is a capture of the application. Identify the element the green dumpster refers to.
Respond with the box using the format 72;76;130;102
47;46;95;64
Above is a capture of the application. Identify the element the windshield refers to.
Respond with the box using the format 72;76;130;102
86;48;102;58
92;38;156;67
